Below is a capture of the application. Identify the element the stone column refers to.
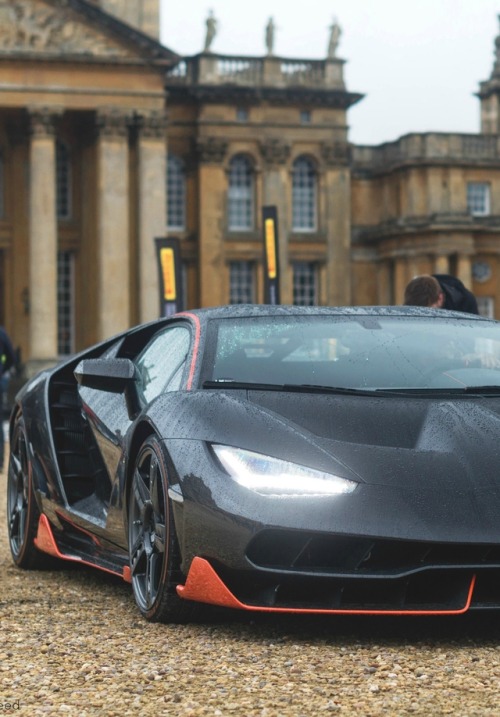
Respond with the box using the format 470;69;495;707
259;139;291;303
197;138;228;307
95;109;130;340
393;257;408;305
137;111;167;322
28;108;59;373
377;260;392;304
434;255;449;274
457;254;473;289
321;142;352;306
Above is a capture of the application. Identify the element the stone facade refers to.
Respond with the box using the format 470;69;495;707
1;2;500;379
0;0;174;375
351;134;500;313
165;54;361;307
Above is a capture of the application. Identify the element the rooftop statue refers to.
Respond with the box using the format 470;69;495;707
265;17;275;56
204;10;217;53
327;17;342;59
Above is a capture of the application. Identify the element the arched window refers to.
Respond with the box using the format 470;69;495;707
56;140;71;220
228;155;254;231
292;156;317;231
167;154;186;231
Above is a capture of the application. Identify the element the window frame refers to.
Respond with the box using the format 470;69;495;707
57;250;75;356
229;260;256;304
292;261;319;306
167;154;186;231
227;154;254;232
467;182;491;217
56;140;72;220
292;156;317;232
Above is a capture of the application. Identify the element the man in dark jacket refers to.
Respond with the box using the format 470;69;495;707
0;326;15;471
404;274;479;315
432;274;479;314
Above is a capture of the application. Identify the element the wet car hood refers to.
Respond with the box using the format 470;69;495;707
247;390;500;492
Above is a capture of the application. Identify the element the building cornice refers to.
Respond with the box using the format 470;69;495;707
166;84;363;109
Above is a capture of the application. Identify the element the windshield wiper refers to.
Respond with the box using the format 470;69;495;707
376;386;500;396
203;380;379;395
462;385;500;395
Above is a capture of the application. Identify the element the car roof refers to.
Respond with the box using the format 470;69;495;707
178;304;490;323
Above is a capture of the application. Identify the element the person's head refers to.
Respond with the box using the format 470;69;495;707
404;275;445;308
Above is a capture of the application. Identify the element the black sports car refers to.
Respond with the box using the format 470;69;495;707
7;305;500;621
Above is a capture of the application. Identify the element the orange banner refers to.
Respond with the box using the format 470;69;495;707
160;248;177;301
265;218;277;279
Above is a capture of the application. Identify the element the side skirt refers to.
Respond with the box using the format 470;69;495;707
34;514;132;584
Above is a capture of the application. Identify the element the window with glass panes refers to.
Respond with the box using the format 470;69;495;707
467;182;490;216
477;296;495;318
57;251;75;356
229;261;255;304
292;157;317;231
56;141;71;219
292;262;318;305
228;155;254;231
167;155;186;230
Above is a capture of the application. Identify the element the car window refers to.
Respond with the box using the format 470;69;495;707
135;326;190;403
209;316;500;390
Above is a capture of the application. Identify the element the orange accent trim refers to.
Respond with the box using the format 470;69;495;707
34;515;127;582
123;565;132;583
35;514;66;559
177;557;477;616
177;312;201;390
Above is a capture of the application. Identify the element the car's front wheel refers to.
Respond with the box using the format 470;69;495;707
128;435;195;623
7;415;54;569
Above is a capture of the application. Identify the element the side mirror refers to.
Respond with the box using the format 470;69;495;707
74;358;141;420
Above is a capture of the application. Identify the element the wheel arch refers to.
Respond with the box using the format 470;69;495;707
123;421;157;529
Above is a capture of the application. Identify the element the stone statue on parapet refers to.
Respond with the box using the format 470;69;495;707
204;10;217;53
265;17;276;56
327;17;342;59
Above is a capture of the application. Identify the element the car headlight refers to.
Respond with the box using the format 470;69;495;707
212;445;357;497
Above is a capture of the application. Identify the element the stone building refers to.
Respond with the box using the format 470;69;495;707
165;52;362;309
1;0;500;378
0;0;174;376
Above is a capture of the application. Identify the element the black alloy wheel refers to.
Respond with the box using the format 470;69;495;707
128;435;194;622
7;415;52;569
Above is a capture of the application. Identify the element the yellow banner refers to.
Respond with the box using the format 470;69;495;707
265;218;277;279
160;248;177;301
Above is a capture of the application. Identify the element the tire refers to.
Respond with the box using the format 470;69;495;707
7;415;54;569
128;435;196;623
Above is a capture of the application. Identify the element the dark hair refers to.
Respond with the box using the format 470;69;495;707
404;275;442;307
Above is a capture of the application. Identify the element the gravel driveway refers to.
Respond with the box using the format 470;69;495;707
1;462;500;716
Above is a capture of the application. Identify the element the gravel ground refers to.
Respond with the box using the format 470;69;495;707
2;461;500;716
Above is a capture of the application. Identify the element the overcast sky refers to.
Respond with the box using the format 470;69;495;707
160;0;500;146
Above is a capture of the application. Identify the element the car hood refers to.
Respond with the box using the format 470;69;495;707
149;389;500;542
151;389;500;491
247;390;500;492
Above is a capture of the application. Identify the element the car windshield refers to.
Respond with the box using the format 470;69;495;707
207;315;500;391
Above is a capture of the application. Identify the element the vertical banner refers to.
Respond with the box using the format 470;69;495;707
155;237;184;317
262;205;280;305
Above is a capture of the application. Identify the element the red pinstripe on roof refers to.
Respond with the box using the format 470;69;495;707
177;312;201;390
